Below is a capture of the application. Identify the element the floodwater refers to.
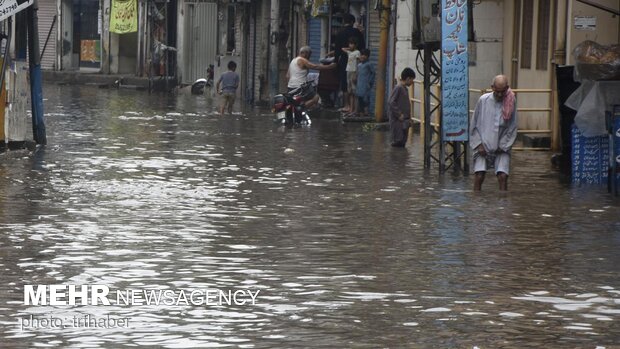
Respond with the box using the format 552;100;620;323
0;84;618;348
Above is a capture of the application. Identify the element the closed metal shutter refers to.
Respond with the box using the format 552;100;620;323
183;1;218;83
308;17;321;60
368;8;380;113
37;0;57;70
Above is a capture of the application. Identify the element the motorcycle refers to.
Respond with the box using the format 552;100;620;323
271;81;315;127
191;64;215;95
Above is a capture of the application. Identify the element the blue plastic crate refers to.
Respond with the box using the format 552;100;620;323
571;124;609;184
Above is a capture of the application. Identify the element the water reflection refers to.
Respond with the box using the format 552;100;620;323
0;84;618;348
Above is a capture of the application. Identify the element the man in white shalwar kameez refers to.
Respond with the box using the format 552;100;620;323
470;75;518;191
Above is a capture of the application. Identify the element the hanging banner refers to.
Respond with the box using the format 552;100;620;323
0;0;33;22
110;0;137;34
441;0;469;141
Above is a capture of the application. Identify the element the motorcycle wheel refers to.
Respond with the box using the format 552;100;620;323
285;109;295;126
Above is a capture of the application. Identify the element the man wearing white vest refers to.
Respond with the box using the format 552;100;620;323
286;46;336;110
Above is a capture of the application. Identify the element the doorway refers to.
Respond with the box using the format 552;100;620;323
62;0;101;70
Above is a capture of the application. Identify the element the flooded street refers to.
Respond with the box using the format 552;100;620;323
0;83;619;348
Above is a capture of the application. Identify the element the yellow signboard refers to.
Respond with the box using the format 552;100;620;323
110;0;137;34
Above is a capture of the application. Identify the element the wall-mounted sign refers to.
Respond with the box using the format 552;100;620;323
574;16;597;31
441;0;469;141
0;0;33;22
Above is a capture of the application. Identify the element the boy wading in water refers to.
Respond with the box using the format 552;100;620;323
388;68;416;147
216;61;240;115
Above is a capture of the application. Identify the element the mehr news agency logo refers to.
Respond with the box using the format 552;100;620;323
19;284;260;330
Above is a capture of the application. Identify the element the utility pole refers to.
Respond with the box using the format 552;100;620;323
26;0;47;145
374;0;390;122
269;0;280;97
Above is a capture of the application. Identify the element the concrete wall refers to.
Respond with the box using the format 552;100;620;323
102;0;111;74
394;0;418;84
60;0;74;70
469;1;504;90
110;32;138;74
502;0;514;87
258;0;271;102
176;1;186;82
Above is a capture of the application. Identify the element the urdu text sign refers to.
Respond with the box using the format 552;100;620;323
441;0;469;141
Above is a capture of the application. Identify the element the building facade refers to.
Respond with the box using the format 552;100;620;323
395;0;618;148
26;0;620;138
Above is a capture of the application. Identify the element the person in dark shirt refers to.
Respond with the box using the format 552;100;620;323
388;68;416;147
334;14;365;109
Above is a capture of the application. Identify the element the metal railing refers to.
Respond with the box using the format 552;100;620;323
410;81;554;151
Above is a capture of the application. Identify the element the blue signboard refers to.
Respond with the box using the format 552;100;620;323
441;0;469;141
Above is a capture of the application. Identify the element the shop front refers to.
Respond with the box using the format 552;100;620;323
61;0;102;71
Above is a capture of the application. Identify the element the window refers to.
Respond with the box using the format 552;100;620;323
520;0;533;69
536;0;550;70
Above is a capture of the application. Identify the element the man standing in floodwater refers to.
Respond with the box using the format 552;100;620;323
470;75;518;191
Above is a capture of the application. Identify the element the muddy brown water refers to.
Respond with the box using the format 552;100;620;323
0;84;618;348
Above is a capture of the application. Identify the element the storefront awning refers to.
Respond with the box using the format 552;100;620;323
0;0;34;22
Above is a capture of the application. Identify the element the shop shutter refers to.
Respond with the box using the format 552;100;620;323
367;9;380;114
37;0;57;70
308;17;321;59
247;5;257;103
183;1;218;83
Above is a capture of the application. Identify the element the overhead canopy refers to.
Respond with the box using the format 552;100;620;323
0;0;34;22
